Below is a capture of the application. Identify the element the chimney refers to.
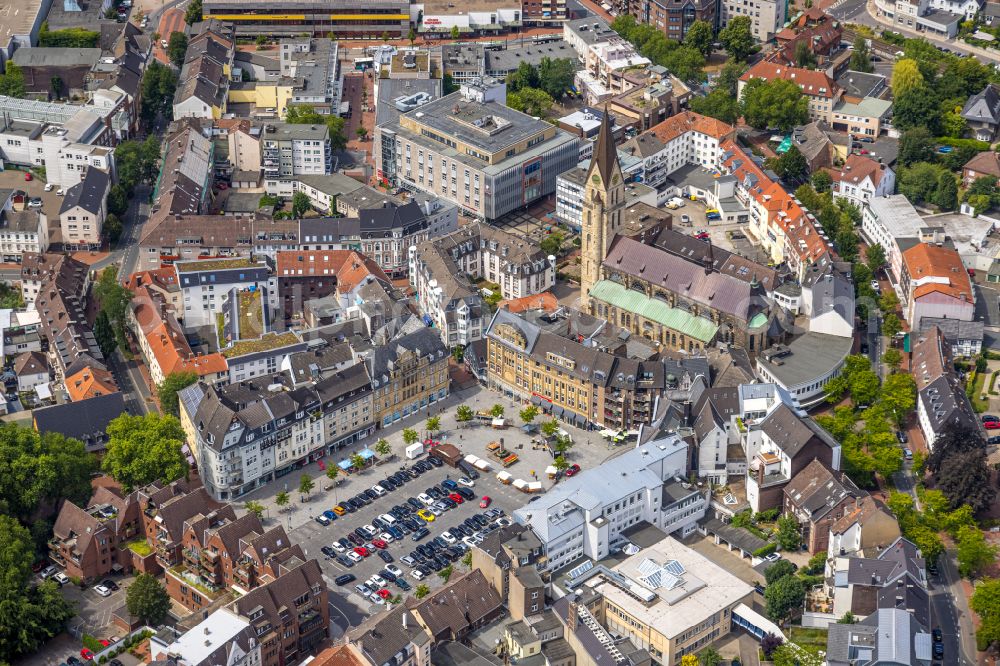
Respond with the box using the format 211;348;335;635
567;601;579;628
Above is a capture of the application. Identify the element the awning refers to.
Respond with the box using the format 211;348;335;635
338;459;352;470
359;448;375;459
530;395;541;405
552;406;565;417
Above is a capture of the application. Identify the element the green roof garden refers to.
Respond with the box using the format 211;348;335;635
175;257;257;273
589;280;719;343
221;331;300;358
238;290;264;340
125;539;153;556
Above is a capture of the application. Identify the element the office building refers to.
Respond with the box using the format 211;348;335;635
202;0;410;39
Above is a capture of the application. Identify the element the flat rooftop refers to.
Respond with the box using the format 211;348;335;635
0;1;44;45
400;91;552;155
591;535;753;639
757;332;854;389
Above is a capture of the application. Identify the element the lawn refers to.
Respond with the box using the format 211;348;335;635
968;371;989;413
125;539;152;556
789;626;828;651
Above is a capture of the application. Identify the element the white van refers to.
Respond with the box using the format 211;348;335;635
379;513;398;526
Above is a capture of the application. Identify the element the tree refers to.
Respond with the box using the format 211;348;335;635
540;231;563;256
937;448;995;513
438;564;453;582
456;405;473;421
740;78;809;131
537;57;576;100
812;169;832;193
882;348;902;370
698;647;723;666
794;41;817;69
245;500;265;520
290;190;311;219
520;406;539;425
866;243;886;275
104;212;123;243
933;172;958;210
898;127;935;166
881;313;901;341
899;162;950;205
167;32;188;69
407;27;416;45
490;404;505;418
892;58;924;97
689;89;741;125
184;0;203;24
776;515;801;551
880;373;915;425
849;36;874;72
765;574;805;622
450;25;460;39
507;87;554;118
285;105;348;151
972;578;1000;650
462;552;472;568
375;438;391;457
684;20;714;56
403;428;419;445
50;75;63;100
719;16;754;61
95;264;132;350
553;434;573;456
103;413;188;491
957;525;998;578
350;453;366;471
838;611;857;624
156;371;198;417
765;558;797;585
848;368;880;407
680;656;700;666
94;310;117;359
0;515;75;661
140;61;178;127
414;583;431;599
761;633;784;659
0;62;26;98
773;145;809;182
276;491;290;511
553;454;569;473
664;46;706;83
126;573;171;625
716;59;748;96
541;419;560;438
426;416;441;434
299;473;314;497
325;465;339;484
893;86;939;133
507;61;540;92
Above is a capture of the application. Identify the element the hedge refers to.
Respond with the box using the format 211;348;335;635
753;543;777;557
936;136;991;152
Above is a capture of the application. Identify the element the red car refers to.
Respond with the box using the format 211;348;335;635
448;492;464;504
565;464;582;477
80;648;95;661
371;539;388;549
480;496;492;508
695;232;710;240
353;546;369;557
99;639;110;647
377;588;391;599
23;172;32;182
986;421;1000;430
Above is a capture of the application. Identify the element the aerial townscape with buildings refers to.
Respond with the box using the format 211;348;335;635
6;0;1000;664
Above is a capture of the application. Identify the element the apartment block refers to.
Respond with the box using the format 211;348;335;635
368;327;449;428
49;487;144;582
262;122;332;179
719;0;787;41
176;258;277;330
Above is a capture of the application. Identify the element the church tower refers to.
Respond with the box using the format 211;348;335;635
580;109;625;308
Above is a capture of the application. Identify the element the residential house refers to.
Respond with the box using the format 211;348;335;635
0;207;48;262
774;8;844;62
345;605;433;666
14;350;48;392
783;459;862;554
829;154;896;208
739;63;842;124
410;569;504;642
175;258;277;330
275;250;390;324
58;166;110;251
911;325;978;449
962;83;1000;141
900;243;974;330
32;250;102;378
861;194;925;284
32;390;124;451
368;327;449;428
828;495;902;557
11;48;103;97
149;608;261;666
963;150;1000;186
472;522;546;601
826;608;933;666
227;559;329;666
65;362;118;402
918;317;984;357
172;29;235;120
49;486;143;582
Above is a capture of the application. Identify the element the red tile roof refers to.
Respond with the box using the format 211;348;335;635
740;61;840;98
903;243;973;302
275;250;389;293
964;151;1000;179
66;364;119;402
499;291;559;314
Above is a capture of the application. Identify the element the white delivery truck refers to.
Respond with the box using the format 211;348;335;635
405;442;425;459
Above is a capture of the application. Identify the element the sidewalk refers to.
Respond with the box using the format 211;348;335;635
865;0;1000;61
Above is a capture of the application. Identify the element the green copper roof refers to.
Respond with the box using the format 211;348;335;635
749;312;769;329
590;280;719;343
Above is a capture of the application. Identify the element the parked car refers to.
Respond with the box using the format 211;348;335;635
94;584;112;597
335;574;356;586
479;496;492;508
101;579;119;591
565;463;582;477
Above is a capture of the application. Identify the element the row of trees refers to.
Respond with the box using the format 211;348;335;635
794;184;861;264
610;15;709;83
140;61;178;128
692;74;808;131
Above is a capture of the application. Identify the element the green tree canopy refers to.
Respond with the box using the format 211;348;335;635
0;515;75;661
719;16;755;61
126;573;172;625
740;78;809;131
973;578;1000;650
892;58;924;97
683;20;714;56
898;127;935;166
184;0;203;24
285;105;348;151
102;413;189;491
849;36;874;73
764;558;797;585
690;89;741;125
291;191;311;218
167;32;188;68
957;525;998;578
537;57;576;99
140;61;178;128
507;87;554;118
812;169;832;193
772;145;809;182
403;428;419;445
456;405;474;421
765;574;805;622
507;61;540;92
776;515;802;551
0;62;26;98
157;371;199;417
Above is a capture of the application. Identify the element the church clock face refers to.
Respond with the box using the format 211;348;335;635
592;174;601;185
611;174;620;185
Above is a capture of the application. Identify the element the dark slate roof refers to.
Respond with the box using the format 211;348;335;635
784;459;860;521
358;201;427;238
59;168;110;216
590;107;618;188
33;391;125;450
962;83;1000;125
368;327;447;381
760;402;838;457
